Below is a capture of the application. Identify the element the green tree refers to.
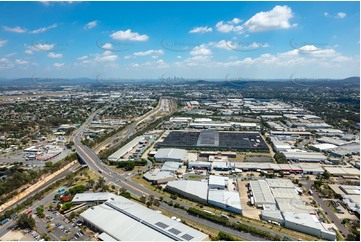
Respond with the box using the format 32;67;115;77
140;195;146;204
17;214;35;229
323;171;331;180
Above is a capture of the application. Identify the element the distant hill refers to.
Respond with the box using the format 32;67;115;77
0;76;359;88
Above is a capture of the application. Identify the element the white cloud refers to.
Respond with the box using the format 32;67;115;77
215;20;243;33
101;42;113;50
336;12;346;19
25;49;33;55
0;40;8;47
94;51;118;62
77;56;88;60
190;45;212;56
189;26;213;33
125;49;164;59
129;59;169;69
324;11;346;19
47;52;62;58
243;5;296;32
30;24;57;34
294;45;337;57
15;59;28;65
110;29;149;41
231;18;242;24
133;49;164;56
207;40;269;51
332;56;351;62
53;63;64;68
176;56;182;59
209;40;232;50
84;20;98;30
2;26;27;33
32;43;54;51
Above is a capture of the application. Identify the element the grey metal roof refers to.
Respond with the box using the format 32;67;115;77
108;136;144;161
155;148;187;160
208;190;242;212
72;192;115;203
166;180;208;201
266;178;295;188
208;175;228;187
249;180;275;205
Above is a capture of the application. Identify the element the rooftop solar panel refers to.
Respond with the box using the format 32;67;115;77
181;234;194;240
155;222;169;229
169;228;181;235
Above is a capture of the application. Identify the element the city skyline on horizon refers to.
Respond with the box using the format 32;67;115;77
0;1;359;80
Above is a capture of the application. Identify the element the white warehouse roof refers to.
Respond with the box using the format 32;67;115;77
72;192;116;203
108;136;144;161
80;195;208;241
266;178;295;188
283;150;327;161
208;190;242;214
155;148;187;161
166;180;208;202
209;175;228;188
249;180;275;205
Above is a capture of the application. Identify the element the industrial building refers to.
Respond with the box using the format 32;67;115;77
156;130;268;151
188;121;259;130
208;175;228;190
154;148;188;162
323;166;360;177
188;161;212;170
72;192;116;204
143;162;182;184
80;195;209;241
166;177;242;214
310;143;338;151
328;184;360;216
249;180;275;207
283;212;336;240
166;180;208;203
143;169;176;184
329;143;360;156
208;190;242;214
234;162;324;175
282;150;328;162
199;151;237;158
251;179;335;240
108;136;145;162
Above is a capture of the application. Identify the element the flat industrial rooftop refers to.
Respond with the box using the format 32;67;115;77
156;130;268;151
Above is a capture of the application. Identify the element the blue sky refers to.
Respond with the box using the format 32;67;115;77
0;1;359;80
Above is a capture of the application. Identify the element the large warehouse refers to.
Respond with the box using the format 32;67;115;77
166;180;208;203
154;148;188;162
155;130;268;151
283;212;336;240
80;195;209;241
249;180;276;207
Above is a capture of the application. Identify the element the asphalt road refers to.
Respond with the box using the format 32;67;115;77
302;180;350;236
